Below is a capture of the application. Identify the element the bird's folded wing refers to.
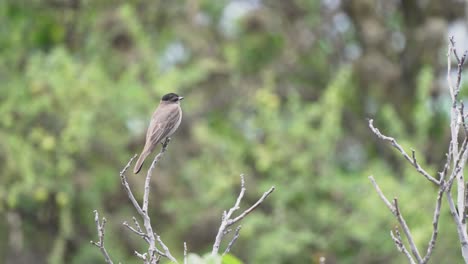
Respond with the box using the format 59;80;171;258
146;107;180;145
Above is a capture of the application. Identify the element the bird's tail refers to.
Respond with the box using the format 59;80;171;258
134;150;150;174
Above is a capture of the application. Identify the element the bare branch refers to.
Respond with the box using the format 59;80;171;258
448;37;456;101
422;184;444;263
223;226;242;255
123;221;149;242
368;177;422;263
212;174;275;255
90;210;114;264
134;251;147;260
120;141;178;263
393;198;423;262
460;102;468;136
156;235;177;262
368;119;439;185
450;36;461;63
446;191;468;261
439;147;453;183
447;138;468;193
120;154;144;216
230;187;275;224
464;182;468;224
368;176;395;213
390;228;416;264
143;138;170;213
184;242;187;264
132;216;144;233
368;37;468;264
455;56;467;100
448;37;468;228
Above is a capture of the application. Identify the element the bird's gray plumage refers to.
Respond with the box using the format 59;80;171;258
134;96;182;174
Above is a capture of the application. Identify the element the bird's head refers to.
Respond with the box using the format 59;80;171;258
161;93;184;104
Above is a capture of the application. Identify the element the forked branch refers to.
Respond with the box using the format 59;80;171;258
212;174;275;255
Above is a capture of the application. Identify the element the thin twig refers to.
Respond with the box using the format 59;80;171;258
448;37;468;230
140;139;175;263
90;210;114;264
123;221;150;242
393;198;423;263
368;119;439;185
369;177;423;263
133;216;144;233
120;142;178;263
156;235;176;262
439;146;453;183
447;138;468;193
450;36;461;63
446;191;468;261
460;102;468;136
455;53;467;100
134;251;147;260
422;184;444;263
212;174;275;255
390;228;416;264
120;154;143;216
230;187;275;224
464;182;468;224
223;226;242;255
184;242;188;264
368;176;394;213
143;139;170;213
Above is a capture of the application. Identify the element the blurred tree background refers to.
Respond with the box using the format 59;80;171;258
1;0;468;263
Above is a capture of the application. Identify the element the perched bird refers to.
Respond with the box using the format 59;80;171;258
133;93;184;174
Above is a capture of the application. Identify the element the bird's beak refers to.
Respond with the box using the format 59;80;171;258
178;96;184;101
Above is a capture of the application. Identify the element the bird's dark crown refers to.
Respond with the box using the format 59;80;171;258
161;93;181;102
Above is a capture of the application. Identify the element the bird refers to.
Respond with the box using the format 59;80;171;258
133;92;184;174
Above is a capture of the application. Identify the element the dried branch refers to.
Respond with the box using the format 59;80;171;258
447;138;468;193
156;234;175;261
448;37;468;228
390;228;416;264
446;191;468;261
119;140;177;263
464;182;468;224
368;37;468;264
460;102;468;136
134;251;147;260
184;242;187;264
223;226;241;255
369;171;445;263
368;119;439;185
368;176;423;263
90;210;114;264
368;176;395;212
422;184;444;263
449;36;461;63
393;198;422;262
212;174;275;255
119;154;143;216
143;138;170;213
123;221;149;242
448;37;467;100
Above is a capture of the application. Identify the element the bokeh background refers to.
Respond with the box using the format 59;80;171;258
2;0;468;263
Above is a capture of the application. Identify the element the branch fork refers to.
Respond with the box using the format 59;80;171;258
368;37;468;263
212;174;275;255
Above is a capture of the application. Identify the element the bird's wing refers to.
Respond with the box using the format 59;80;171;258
145;105;181;147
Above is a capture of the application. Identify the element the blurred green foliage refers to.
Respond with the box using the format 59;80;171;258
0;0;466;264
